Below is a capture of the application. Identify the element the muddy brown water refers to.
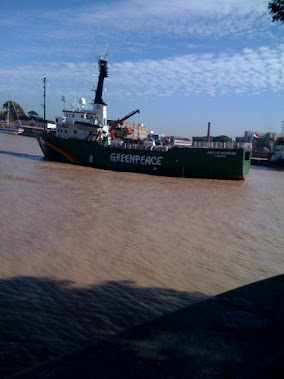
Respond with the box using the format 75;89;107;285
0;133;283;376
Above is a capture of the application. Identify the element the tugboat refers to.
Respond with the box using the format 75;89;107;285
37;56;252;180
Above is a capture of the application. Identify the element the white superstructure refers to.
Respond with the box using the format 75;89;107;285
55;57;109;141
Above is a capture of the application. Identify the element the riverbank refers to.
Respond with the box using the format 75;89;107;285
12;274;284;378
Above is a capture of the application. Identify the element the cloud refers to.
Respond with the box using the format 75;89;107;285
1;0;282;118
106;45;284;96
2;0;274;61
1;46;283;106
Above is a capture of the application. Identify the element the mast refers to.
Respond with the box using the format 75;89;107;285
94;58;108;105
11;101;22;127
43;74;46;131
7;101;10;126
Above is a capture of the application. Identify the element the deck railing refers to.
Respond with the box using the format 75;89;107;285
192;141;252;149
55;133;252;150
104;141;252;150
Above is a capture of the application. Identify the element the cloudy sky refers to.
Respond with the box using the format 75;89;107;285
1;0;283;138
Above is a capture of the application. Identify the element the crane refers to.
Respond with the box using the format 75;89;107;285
110;109;140;132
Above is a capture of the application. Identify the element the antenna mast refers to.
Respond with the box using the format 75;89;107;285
43;75;46;131
94;57;108;105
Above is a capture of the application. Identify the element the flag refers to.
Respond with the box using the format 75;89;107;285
253;132;259;139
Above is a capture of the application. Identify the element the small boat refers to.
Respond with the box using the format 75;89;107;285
0;101;24;135
36;56;252;180
0;124;24;135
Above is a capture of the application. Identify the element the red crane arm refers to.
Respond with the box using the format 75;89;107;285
110;109;140;131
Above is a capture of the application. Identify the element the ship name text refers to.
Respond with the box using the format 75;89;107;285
207;151;236;156
110;153;163;166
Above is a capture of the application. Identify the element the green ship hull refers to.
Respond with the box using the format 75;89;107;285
37;133;252;179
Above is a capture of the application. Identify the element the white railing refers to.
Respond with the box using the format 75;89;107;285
192;141;252;149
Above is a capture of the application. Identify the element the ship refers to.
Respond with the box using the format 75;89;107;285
36;56;252;180
268;137;284;167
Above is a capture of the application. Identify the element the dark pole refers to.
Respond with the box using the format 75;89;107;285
207;122;211;143
43;75;46;132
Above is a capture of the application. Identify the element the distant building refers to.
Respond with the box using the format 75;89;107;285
237;131;281;142
170;136;192;147
20;116;56;129
265;132;278;140
131;123;148;139
108;121;148;140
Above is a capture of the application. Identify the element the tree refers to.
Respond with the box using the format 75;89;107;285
192;136;208;142
253;136;274;151
213;135;233;143
268;0;284;24
27;111;39;118
192;135;233;142
2;101;25;122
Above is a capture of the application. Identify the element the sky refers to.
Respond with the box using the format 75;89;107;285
1;0;283;138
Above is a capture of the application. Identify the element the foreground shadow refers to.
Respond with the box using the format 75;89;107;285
0;150;43;161
0;276;206;377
